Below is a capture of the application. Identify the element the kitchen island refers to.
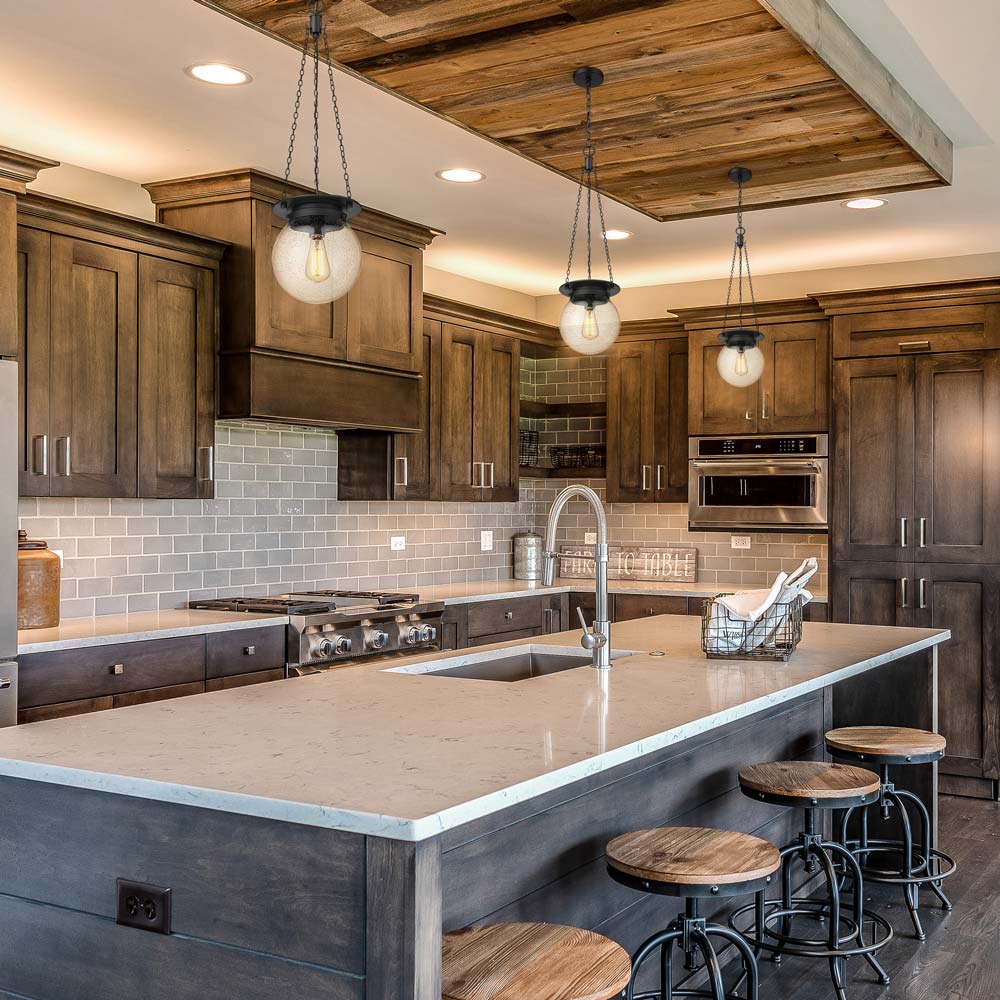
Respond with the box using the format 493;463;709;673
0;615;946;1000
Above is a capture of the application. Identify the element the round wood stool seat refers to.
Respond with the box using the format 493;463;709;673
442;922;631;1000
826;725;946;764
739;760;880;808
606;826;780;895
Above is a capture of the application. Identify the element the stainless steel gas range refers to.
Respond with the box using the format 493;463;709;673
189;590;445;676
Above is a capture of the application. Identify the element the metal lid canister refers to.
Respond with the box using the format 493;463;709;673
513;531;545;581
17;529;61;629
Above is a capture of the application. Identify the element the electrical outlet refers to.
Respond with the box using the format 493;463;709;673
584;531;597;545
480;530;494;552
731;535;752;550
116;879;172;935
390;535;406;551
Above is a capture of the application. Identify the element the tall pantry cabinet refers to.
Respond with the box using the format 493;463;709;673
822;280;1000;799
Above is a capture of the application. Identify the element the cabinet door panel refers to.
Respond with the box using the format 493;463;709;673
254;204;348;360
345;231;421;373
687;329;756;435
913;352;1000;563
830;561;913;627
393;319;440;500
915;565;1000;781
607;342;655;502
760;321;828;433
653;338;688;502
138;257;215;499
477;333;519;501
613;594;689;622
48;236;137;498
15;226;50;497
831;357;914;562
441;324;481;501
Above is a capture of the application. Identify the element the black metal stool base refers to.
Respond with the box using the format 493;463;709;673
627;898;760;1000
838;763;957;941
729;809;892;1000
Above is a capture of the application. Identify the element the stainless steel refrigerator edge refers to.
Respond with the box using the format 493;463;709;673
0;360;18;725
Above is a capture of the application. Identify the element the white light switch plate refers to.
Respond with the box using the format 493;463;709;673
480;530;494;552
390;536;406;552
731;535;752;550
584;531;597;545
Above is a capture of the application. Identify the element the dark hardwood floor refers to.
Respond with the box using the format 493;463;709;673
752;794;1000;1000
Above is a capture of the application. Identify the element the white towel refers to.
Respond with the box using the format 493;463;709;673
717;572;788;622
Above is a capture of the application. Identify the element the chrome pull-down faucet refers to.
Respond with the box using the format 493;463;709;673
541;484;611;669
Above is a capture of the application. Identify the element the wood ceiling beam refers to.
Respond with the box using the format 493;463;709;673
756;0;952;183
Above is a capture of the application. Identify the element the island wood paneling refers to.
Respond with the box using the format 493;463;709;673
203;0;951;220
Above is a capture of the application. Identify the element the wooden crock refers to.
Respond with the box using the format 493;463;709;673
17;529;61;629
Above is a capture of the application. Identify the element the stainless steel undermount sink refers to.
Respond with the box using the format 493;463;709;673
385;644;639;682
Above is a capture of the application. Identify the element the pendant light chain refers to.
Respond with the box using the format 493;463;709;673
722;170;758;333
312;25;321;193
281;21;311;194
320;16;352;199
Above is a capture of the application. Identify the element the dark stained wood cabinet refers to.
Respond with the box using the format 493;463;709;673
681;301;829;436
15;194;223;499
830;561;911;628
441;323;519;502
606;332;688;503
612;594;689;622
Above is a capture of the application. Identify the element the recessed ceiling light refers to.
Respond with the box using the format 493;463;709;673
435;168;486;184
184;63;253;86
843;197;887;210
603;229;633;240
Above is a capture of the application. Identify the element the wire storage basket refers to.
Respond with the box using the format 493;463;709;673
518;429;539;467
701;594;804;662
550;444;606;469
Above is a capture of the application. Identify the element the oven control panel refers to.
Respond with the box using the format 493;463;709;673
691;434;828;458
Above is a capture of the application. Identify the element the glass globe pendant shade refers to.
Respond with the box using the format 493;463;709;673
559;298;621;356
717;343;765;387
271;223;361;305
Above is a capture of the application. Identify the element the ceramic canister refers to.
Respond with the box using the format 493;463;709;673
17;529;61;629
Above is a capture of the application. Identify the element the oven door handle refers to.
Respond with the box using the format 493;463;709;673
691;460;823;474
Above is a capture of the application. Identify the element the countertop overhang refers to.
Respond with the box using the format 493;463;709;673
0;616;945;841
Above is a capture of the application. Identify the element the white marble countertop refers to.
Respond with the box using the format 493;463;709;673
16;610;288;655
0;616;945;841
421;579;829;604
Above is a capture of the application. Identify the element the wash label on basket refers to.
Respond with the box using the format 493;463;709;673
558;545;697;582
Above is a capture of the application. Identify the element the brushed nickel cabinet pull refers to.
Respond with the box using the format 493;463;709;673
32;435;48;476
56;437;71;476
918;578;927;610
918;517;927;548
900;516;908;548
761;392;769;420
199;446;214;482
504;611;513;620
898;340;931;352
244;646;256;656
0;678;11;690
487;462;495;488
472;462;482;488
900;577;909;609
656;465;664;490
110;663;125;676
641;465;651;491
394;456;408;488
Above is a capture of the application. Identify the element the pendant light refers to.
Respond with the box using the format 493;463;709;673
717;167;765;387
272;0;362;305
558;68;621;356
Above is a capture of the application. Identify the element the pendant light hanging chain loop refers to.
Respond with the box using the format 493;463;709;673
320;12;353;199
281;20;311;195
565;166;585;284
723;171;756;333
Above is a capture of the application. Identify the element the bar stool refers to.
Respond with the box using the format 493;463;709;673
729;761;893;1000
606;826;779;1000
826;726;957;940
442;922;631;1000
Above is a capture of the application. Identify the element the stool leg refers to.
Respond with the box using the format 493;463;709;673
692;929;725;1000
708;926;760;1000
897;786;954;912
659;938;673;1000
813;842;848;1000
885;787;924;940
683;898;699;973
626;927;683;1000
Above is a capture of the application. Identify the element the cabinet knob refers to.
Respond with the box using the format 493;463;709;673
504;611;514;620
109;663;125;676
243;645;256;656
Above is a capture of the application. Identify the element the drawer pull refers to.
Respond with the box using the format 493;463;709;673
0;678;11;690
243;646;256;656
504;611;514;620
109;663;125;676
898;340;931;352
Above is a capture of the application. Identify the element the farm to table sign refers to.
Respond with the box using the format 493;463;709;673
558;545;697;583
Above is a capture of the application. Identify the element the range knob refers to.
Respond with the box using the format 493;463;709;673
317;635;352;659
367;629;390;651
404;624;438;645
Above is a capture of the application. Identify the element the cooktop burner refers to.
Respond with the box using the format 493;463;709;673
288;589;419;609
188;597;341;615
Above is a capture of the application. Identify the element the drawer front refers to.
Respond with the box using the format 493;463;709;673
613;594;689;622
803;602;830;622
19;635;206;708
207;668;286;692
206;626;286;679
19;696;115;725
467;597;543;638
467;627;542;648
113;681;206;709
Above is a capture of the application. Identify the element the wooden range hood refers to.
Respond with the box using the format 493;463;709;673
144;168;441;433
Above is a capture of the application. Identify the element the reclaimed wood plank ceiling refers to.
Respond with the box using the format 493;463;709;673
200;0;953;221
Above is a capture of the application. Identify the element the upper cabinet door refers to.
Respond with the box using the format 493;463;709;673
687;328;757;435
758;320;829;433
831;356;915;563
607;341;656;502
393;319;441;500
137;257;216;499
912;351;1000;563
15;226;51;497
653;337;689;502
476;332;519;502
48;236;138;498
344;231;422;373
254;202;348;361
441;324;482;501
